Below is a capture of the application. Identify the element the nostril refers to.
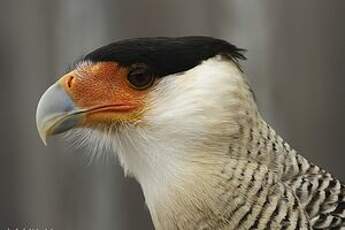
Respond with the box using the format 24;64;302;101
66;75;75;89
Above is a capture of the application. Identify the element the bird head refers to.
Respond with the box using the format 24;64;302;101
36;37;251;186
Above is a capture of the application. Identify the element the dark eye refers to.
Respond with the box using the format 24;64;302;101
127;67;155;90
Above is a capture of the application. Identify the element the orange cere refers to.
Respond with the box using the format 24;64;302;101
59;62;147;125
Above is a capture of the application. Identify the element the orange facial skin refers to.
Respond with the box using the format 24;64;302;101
58;62;148;127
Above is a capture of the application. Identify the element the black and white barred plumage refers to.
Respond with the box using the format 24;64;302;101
212;116;345;230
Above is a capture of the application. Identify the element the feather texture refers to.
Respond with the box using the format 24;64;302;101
67;56;344;229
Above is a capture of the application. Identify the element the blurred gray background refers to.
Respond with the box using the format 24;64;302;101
0;0;344;229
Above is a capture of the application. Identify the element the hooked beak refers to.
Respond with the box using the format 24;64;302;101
36;81;85;145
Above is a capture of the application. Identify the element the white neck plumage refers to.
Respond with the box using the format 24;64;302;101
111;56;257;228
68;56;258;229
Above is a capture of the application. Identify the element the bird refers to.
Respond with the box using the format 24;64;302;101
36;36;345;230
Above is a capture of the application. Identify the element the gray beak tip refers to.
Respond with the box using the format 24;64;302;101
37;128;48;146
36;82;81;145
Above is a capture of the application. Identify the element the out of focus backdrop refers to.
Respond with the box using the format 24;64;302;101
0;0;344;229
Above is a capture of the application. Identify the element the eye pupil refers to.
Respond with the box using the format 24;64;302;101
127;68;154;89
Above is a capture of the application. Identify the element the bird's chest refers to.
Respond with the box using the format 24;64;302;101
144;157;295;230
149;186;252;230
145;167;260;230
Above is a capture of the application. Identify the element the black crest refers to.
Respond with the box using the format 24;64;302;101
84;36;246;77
